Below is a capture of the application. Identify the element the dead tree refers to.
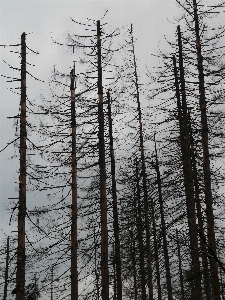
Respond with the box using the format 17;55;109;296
135;158;147;299
130;24;153;300
192;2;220;298
176;229;185;300
94;226;100;300
154;135;173;300
130;228;138;300
106;90;122;300
150;193;162;300
97;20;109;300
3;237;9;300
188;109;212;300
172;53;202;299
177;25;202;299
51;266;54;300
16;32;26;300
70;66;78;300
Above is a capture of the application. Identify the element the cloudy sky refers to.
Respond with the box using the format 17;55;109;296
1;0;225;298
1;0;223;269
1;0;223;248
0;0;181;239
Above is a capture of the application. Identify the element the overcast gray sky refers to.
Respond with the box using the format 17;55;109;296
1;0;225;299
0;0;180;239
1;0;223;253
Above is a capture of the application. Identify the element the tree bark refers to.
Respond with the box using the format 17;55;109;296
70;66;78;300
106;91;122;300
192;2;220;299
113;243;116;300
97;20;109;300
3;237;9;300
16;32;26;300
130;229;138;300
177;25;202;299
94;226;100;300
51;266;54;300
154;136;173;300
34;274;37;300
176;229;185;300
130;24;153;300
188;109;212;300
220;267;224;300
150;195;162;300
173;52;202;299
135;158;147;300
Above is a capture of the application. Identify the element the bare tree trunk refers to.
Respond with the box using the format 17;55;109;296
97;20;109;300
172;52;202;299
220;266;224;300
154;136;173;300
3;237;9;300
94;226;100;300
150;196;162;300
113;243;116;300
192;2;220;299
135;159;147;300
177;25;202;299
51;266;54;300
16;32;26;300
130;24;153;300
188;109;212;300
130;229;138;300
34;274;37;300
70;66;78;300
106;91;122;300
176;229;185;300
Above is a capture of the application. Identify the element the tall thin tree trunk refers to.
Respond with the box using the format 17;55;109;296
188;109;212;300
135;159;147;300
97;20;109;300
192;2;220;299
113;243;116;300
106;91;122;300
70;66;78;300
16;32;26;300
154;135;173;300
94;226;100;300
51;266;54;300
176;229;185;300
217;243;224;300
220;267;224;300
172;53;202;299
3;237;9;300
177;25;202;299
130;229;138;300
34;274;37;300
130;24;153;300
150;195;162;300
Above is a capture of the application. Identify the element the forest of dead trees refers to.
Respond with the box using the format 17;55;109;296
1;0;225;299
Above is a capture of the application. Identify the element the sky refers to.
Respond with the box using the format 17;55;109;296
0;3;183;296
0;0;180;241
1;0;225;299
